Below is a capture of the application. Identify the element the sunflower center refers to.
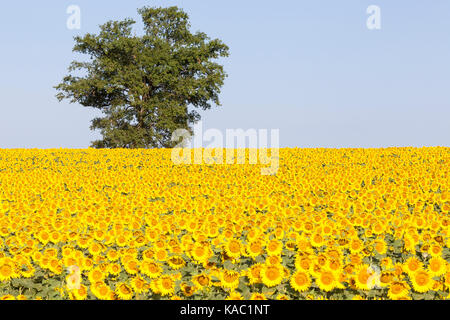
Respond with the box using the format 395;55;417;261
162;279;173;289
198;276;209;286
229;242;240;253
0;265;12;276
430;261;440;272
321;273;333;285
120;285;131;295
391;284;403;294
224;272;238;282
358;271;370;284
266;268;280;281
250;243;261;252
295;273;307;285
416;274;429;286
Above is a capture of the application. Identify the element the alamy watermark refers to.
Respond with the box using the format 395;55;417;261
66;265;81;290
366;264;382;290
171;121;280;175
367;5;381;30
67;5;81;30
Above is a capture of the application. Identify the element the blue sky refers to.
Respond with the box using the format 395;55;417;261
0;0;449;148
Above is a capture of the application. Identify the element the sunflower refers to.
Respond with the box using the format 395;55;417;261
427;256;446;277
115;282;133;300
88;268;105;284
404;256;423;276
444;271;450;288
167;256;186;270
372;222;385;235
88;242;103;256
158;276;175;296
295;255;312;272
380;257;393;270
226;291;244;300
250;293;267;300
403;236;416;253
349;253;362;266
327;259;343;276
310;233;325;248
115;235;128;247
273;227;285;239
374;240;387;255
149;279;161;294
297;238;313;253
43;247;58;258
36;230;50;245
316;270;337;292
19;262;35;278
411;270;433;293
246;240;263;258
192;274;211;288
325;248;342;261
106;249;120;261
0;258;15;282
207;226;220;238
290;271;311;293
393;263;404;277
130;275;148;294
387;281;409;299
349;238;363;254
354;264;379;290
91;281;108;300
107;263;121;276
72;284;88;300
191;244;210;264
180;282;196;297
49;259;63;275
429;243;442;258
155;249;168;262
124;259;139;275
266;239;283;256
77;236;91;249
379;271;395;288
220;270;240;290
141;261;163;279
266;255;282;266
142;248;155;261
246;229;260;241
62;256;78;268
246;263;263;285
82;258;94;271
261;264;283;287
224;239;242;259
431;279;443;292
282;240;295;250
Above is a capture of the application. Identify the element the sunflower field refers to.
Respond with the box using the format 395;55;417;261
0;147;449;300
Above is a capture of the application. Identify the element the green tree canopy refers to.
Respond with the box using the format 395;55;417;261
55;6;229;148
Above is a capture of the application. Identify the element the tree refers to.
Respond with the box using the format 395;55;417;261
55;6;229;148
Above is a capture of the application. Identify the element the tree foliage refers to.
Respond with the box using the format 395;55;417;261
55;6;229;148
